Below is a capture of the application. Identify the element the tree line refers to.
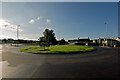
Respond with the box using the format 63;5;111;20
1;28;68;45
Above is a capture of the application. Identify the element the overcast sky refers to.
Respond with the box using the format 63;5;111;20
0;2;118;40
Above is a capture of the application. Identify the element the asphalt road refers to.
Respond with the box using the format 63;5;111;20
1;44;120;78
0;45;2;80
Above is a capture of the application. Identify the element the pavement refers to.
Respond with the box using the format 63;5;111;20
1;44;120;79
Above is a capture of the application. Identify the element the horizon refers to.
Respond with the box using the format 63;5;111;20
0;36;118;41
0;2;118;40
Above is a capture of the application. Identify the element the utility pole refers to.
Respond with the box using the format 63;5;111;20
104;22;108;46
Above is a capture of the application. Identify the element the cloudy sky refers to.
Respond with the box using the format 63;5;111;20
0;2;118;40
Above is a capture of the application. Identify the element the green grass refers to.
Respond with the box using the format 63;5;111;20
19;45;95;54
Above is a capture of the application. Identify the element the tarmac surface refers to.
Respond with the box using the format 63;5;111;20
1;44;120;79
0;45;2;80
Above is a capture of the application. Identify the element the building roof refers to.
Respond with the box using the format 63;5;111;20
78;39;90;41
68;38;90;43
68;39;78;42
106;39;118;42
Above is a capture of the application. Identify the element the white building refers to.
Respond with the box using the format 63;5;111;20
116;37;120;42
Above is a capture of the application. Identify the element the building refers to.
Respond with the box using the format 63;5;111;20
68;37;90;46
102;38;119;47
97;38;104;46
8;38;14;43
68;39;78;45
116;37;120;42
68;37;120;47
90;38;104;46
92;39;97;43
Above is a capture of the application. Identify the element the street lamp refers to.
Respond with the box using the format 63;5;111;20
17;25;20;40
15;25;21;46
104;22;108;46
104;22;108;38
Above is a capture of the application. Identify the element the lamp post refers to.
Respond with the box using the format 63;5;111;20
17;25;20;40
16;25;21;46
3;24;21;40
104;22;108;46
110;32;113;47
99;38;101;47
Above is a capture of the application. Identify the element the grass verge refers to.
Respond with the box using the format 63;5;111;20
19;45;95;54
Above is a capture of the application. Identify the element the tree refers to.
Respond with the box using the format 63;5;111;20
58;38;66;45
38;29;57;50
38;36;45;42
2;38;7;43
43;29;57;45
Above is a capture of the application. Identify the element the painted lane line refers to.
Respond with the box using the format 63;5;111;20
27;64;41;78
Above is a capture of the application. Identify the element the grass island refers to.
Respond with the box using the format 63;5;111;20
19;45;95;54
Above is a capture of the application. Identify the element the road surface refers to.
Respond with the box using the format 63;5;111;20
1;44;120;79
0;45;2;80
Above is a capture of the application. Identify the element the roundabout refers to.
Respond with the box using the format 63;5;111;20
19;45;95;54
2;44;120;78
